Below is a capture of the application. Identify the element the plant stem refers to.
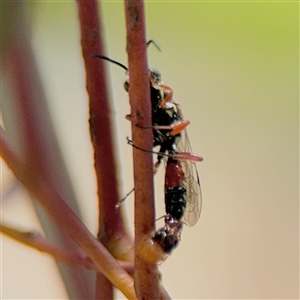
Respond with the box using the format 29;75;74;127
0;126;137;299
3;3;93;296
0;222;135;274
124;0;160;298
76;0;133;256
0;223;95;269
76;0;135;298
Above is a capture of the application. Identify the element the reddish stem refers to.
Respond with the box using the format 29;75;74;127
0;126;137;299
76;0;132;252
4;6;93;297
124;0;160;298
76;0;135;298
0;223;95;270
0;222;135;274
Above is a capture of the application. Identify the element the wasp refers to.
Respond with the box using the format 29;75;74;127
93;41;196;171
94;45;203;254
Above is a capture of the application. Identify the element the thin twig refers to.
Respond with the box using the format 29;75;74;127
0;222;135;275
76;0;133;257
124;0;160;298
76;1;135;298
3;4;93;297
0;223;95;269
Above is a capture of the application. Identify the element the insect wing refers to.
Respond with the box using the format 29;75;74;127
180;157;202;226
175;107;202;226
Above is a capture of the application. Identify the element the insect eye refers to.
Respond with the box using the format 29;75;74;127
150;68;162;83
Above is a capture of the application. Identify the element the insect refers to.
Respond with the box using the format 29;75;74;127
152;153;202;253
93;44;193;171
94;45;203;255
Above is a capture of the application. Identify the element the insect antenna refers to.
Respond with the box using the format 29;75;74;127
126;137;170;158
92;55;128;71
93;40;160;71
147;40;162;52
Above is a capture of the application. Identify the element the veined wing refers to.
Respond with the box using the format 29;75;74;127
175;103;202;226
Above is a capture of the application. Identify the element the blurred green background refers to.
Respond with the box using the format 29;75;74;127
2;1;298;299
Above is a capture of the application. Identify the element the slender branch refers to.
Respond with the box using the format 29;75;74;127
76;0;133;258
0;222;135;275
76;0;135;298
124;0;160;298
0;126;137;299
0;223;95;269
3;5;93;297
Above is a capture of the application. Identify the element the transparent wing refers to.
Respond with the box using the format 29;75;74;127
175;103;202;226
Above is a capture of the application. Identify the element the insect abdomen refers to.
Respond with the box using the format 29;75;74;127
165;186;187;220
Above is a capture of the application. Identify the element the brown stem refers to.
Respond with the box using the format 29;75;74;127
76;0;133;256
3;3;93;297
0;222;135;275
76;0;134;298
0;126;137;299
124;0;160;298
0;223;95;269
